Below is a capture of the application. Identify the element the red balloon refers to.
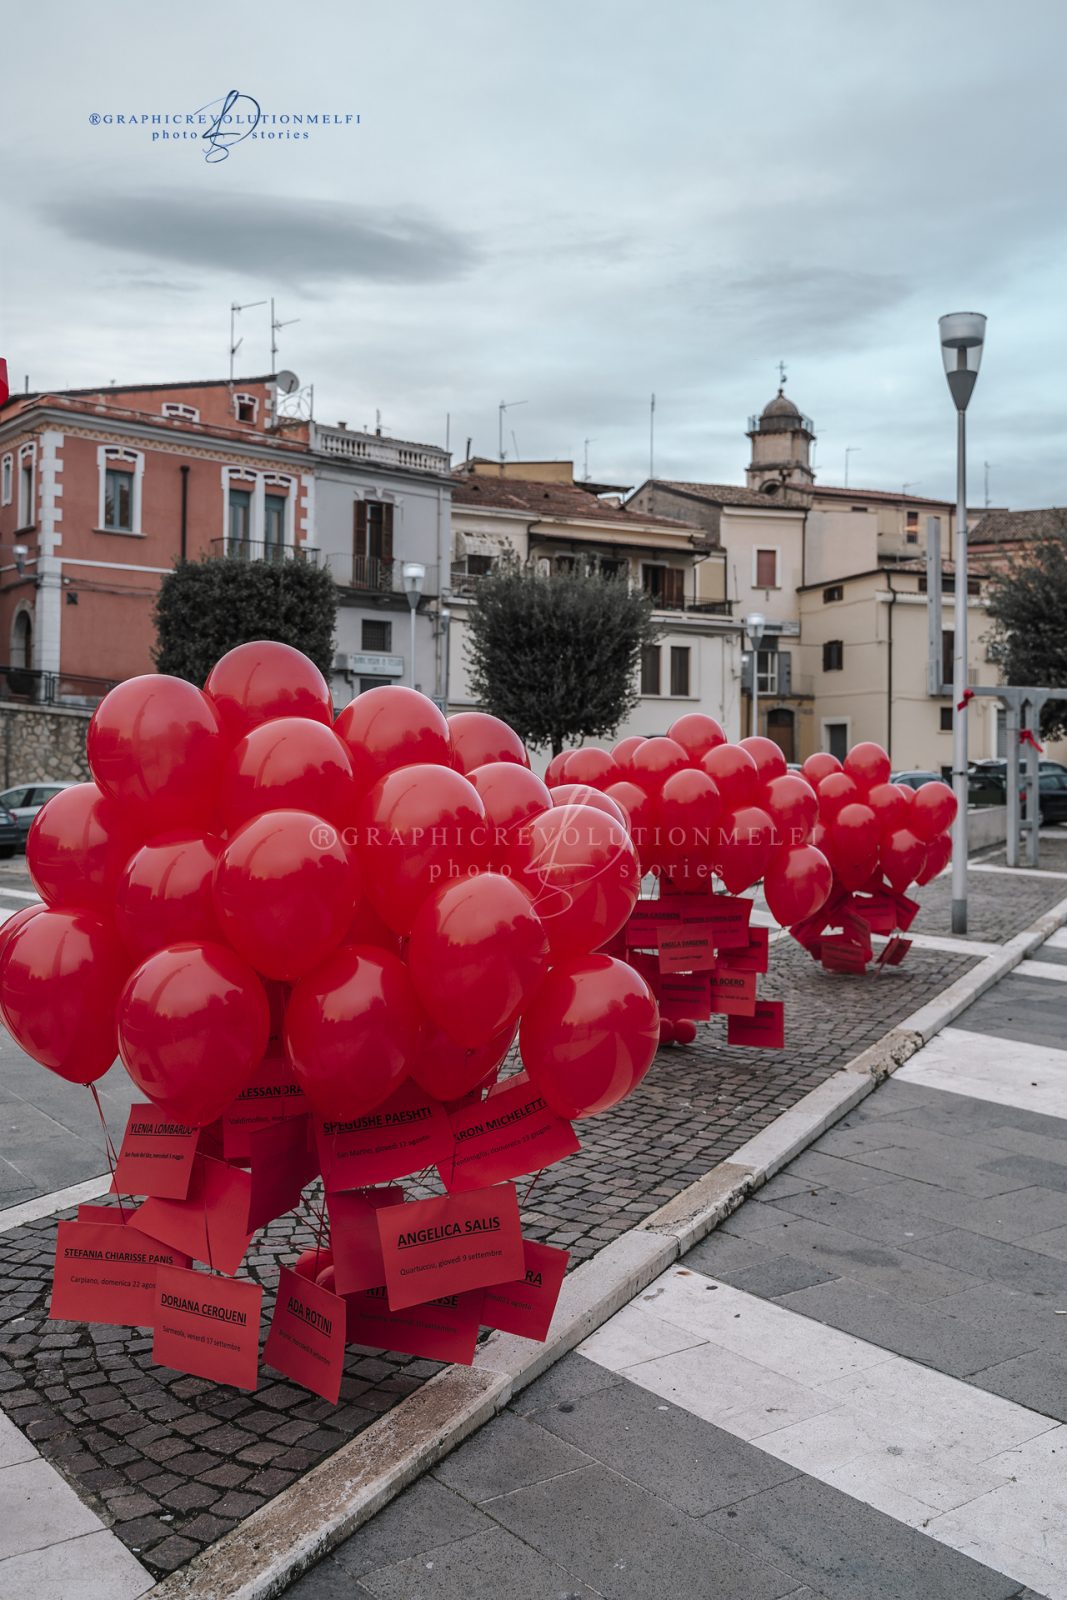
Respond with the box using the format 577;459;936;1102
468;762;552;853
701;744;760;809
214;809;356;981
611;736;646;764
867;782;911;837
116;833;223;960
673;1019;697;1046
293;1246;333;1282
716;804;774;895
562;748;617;789
916;831;952;884
316;1265;337;1292
623;737;689;794
204;641;333;740
520;954;658;1119
880;828;928;894
263;979;291;1041
739;736;788;785
88;675;226;831
765;844;833;926
844;742;892;792
26;782;141;913
816;771;862;823
407;874;549;1048
509;804;640;960
763;775;818;855
658;769;721;867
911;780;957;842
358;765;487;935
0;909;129;1084
659;1017;677;1046
344;896;402;955
893;782;917;807
449;711;528;773
335;687;452;789
284;945;425;1120
408;1022;515;1102
829;803;880;869
0;904;45;971
668;714;726;762
117;941;269;1123
835;853;880;892
802;752;843;786
544;751;574;788
603;781;659;865
219;718;357;832
552;784;629;829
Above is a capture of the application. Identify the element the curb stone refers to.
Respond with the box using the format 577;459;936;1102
147;891;1067;1599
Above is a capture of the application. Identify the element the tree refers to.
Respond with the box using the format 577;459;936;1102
985;521;1067;739
466;560;660;755
153;557;337;686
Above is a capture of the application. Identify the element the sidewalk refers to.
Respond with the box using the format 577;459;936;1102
286;928;1067;1598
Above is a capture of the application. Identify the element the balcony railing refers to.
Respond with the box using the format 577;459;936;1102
314;425;451;476
0;665;117;708
350;556;397;592
210;539;320;565
448;561;735;615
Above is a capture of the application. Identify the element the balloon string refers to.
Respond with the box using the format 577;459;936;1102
312;1185;328;1270
520;1167;545;1208
88;1084;130;1221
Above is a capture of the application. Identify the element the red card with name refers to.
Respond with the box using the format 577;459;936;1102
247;1115;319;1231
838;912;873;962
727;1000;785;1049
625;900;666;947
709;967;758;1017
721;925;769;974
893;892;920;932
659;971;712;1021
345;1286;483;1365
377;1183;524;1311
77;1203;134;1225
111;1103;199;1200
263;1265;345;1403
50;1219;189;1327
821;939;869;974
222;1055;308;1162
482;1240;569;1343
135;1155;254;1276
878;935;913;967
315;1081;453;1192
153;1264;262;1391
705;895;752;951
857;892;898;936
657;917;717;975
439;1073;579;1194
326;1186;405;1295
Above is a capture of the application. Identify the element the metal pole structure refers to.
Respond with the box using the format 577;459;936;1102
951;405;969;932
746;612;765;740
1005;698;1020;869
409;607;417;689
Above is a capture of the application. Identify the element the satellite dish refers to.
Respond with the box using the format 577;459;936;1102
276;370;300;395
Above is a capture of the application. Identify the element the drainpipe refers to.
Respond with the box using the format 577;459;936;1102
179;465;189;562
885;571;896;761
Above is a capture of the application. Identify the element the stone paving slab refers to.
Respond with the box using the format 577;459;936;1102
912;867;1065;944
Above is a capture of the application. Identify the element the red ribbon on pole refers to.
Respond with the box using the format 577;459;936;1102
1019;728;1045;755
956;687;976;713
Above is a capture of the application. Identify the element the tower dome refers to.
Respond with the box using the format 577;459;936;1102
746;383;816;492
760;391;802;424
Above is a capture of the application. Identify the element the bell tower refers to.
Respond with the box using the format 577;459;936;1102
746;369;815;492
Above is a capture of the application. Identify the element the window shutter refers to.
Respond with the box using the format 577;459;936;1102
665;567;685;607
380;504;395;565
778;651;792;696
353;501;367;559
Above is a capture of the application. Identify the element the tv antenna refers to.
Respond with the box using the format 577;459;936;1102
583;438;597;481
844;446;861;489
230;299;267;380
499;399;527;462
270;298;300;368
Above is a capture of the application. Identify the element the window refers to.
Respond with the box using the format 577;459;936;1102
264;492;287;553
162;402;200;422
353;500;395;589
640;645;661;695
822;584;843;603
941;629;954;687
466;553;494;577
823;639;844;672
670;646;690;696
234;393;258;424
362;619;392;652
600;557;626;581
825;722;849;761
757;649;779;694
359;676;392;693
0;456;10;506
940;706;953;731
906;510;919;544
754;548;778;588
850;505;869;513
642;564;685;609
103;468;134;531
228;488;252;555
554;555;577;575
17;455;34;527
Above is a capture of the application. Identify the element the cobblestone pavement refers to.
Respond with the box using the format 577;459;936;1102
0;931;980;1578
978;831;1067;874
911;860;1065;942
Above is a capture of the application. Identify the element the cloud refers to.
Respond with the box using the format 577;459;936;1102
39;190;480;289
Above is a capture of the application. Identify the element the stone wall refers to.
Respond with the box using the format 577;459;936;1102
0;703;91;789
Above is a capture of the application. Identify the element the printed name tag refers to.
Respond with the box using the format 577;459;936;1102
153;1264;262;1391
439;1073;579;1194
263;1265;345;1403
112;1103;199;1200
878;935;913;968
657;917;717;975
50;1219;189;1327
326;1186;405;1295
720;925;769;974
315;1081;453;1191
135;1155;254;1277
222;1053;308;1161
659;972;712;1021
704;895;752;950
624;900;666;947
709;967;758;1017
247;1115;319;1231
481;1240;569;1342
727;1000;785;1049
377;1183;524;1311
345;1286;483;1365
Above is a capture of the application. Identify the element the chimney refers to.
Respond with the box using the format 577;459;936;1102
336;421;347;430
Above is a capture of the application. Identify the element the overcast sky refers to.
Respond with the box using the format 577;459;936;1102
1;0;1064;508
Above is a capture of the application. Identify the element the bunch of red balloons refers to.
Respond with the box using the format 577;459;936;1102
0;643;661;1127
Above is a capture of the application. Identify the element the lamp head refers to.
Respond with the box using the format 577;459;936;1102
939;312;986;411
402;561;426;608
745;611;766;647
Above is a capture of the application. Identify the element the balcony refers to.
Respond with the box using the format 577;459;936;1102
210;539;321;565
350;556;397;593
314;425;451;477
0;665;117;708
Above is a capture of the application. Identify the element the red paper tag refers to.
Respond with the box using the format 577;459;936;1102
77;1203;134;1226
50;1220;189;1327
263;1265;346;1403
704;895;752;950
657;917;717;974
894;892;920;932
315;1081;453;1192
878;935;913;967
326;1187;405;1295
856;892;898;936
247;1116;318;1231
625;900;666;947
439;1073;579;1194
377;1184;524;1311
112;1103;199;1201
135;1155;254;1276
821;938;869;974
838;912;874;962
222;1056;308;1162
482;1240;569;1342
709;967;758;1017
727;1000;785;1048
153;1264;262;1391
345;1286;483;1365
659;972;712;1021
722;925;769;974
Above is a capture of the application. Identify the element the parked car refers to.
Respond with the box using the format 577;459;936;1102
0;781;77;844
0;806;18;859
966;761;1067;823
890;770;942;790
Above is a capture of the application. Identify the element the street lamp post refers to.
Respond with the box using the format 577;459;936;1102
938;312;987;935
746;611;766;739
402;562;426;689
